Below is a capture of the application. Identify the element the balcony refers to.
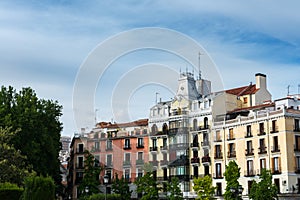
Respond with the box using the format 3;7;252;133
169;175;190;181
199;125;210;131
244;169;255;177
258;130;266;136
106;146;113;151
169;143;189;150
294;145;300;152
227;151;236;158
201;156;211;164
245;132;253;138
136;159;144;166
271;145;280;153
191;157;200;164
150;146;158;152
105;162;113;168
123;160;131;167
190;142;199;148
270;126;279;133
149;160;159;167
295;167;300;174
245;148;254;156
294;128;300;132
76;163;84;169
214;152;223;160
123;145;131;150
213;173;223;179
160;160;168;167
160;145;168;151
169;155;189;167
201;141;210;147
271;167;281;174
136;144;144;149
76;148;85;154
258;146;267;154
227;136;235;141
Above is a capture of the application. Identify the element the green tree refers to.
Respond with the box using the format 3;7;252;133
249;169;277;200
135;172;159;200
22;175;55;200
112;173;132;200
79;150;102;197
224;161;241;200
0;127;33;186
193;175;216;200
0;86;63;184
166;177;183;200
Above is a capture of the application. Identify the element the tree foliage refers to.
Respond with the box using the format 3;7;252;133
0;127;33;185
224;160;241;200
112;173;132;200
249;169;277;200
0;182;24;200
78;150;102;196
0;86;63;184
166;177;183;200
193;175;216;200
22;175;55;200
135;172;159;200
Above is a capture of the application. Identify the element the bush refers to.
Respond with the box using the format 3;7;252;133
87;193;121;200
22;175;55;200
0;182;23;200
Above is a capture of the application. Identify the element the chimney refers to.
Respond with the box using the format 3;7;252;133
255;73;267;89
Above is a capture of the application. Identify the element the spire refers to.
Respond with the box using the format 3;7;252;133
198;52;202;80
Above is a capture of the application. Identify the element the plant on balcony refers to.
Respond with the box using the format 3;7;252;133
166;177;183;200
78;150;103;197
193;175;216;200
249;169;277;200
224;160;241;200
112;174;132;200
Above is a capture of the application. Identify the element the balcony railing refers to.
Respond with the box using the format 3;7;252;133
294;128;300;132
150;146;158;152
106;146;113;151
214;152;223;159
123;145;131;150
271;167;281;174
294;145;300;152
160;145;168;151
227;151;236;158
169;175;190;181
258;146;267;154
169;127;188;135
76;163;84;169
270;126;279;133
136;144;144;148
160;160;168;166
213;173;223;179
76;148;85;154
295;167;300;173
201;156;211;163
258;130;266;136
201;141;210;147
123;160;131;167
245;148;254;156
149;160;159;167
105;163;113;168
245;132;253;138
190;142;199;148
271;145;280;153
244;169;255;177
191;157;200;164
136;159;144;166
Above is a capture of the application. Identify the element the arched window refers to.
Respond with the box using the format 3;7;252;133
151;124;158;135
163;123;168;134
204;117;208;129
193;119;198;131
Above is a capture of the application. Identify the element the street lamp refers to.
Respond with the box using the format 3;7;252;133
85;186;89;196
230;185;243;200
103;174;109;200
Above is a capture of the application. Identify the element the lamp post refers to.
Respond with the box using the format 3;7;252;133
230;185;243;200
103;174;109;200
85;186;89;197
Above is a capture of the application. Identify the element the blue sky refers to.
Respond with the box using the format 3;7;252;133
1;1;300;136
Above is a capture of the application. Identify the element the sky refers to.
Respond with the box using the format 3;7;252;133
0;0;300;136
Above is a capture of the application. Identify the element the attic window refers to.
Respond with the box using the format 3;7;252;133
243;97;248;104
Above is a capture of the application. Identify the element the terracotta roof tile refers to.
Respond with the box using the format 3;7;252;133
97;119;148;128
226;84;258;96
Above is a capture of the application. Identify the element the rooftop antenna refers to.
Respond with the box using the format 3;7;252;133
94;109;99;125
287;85;290;96
298;84;300;95
156;92;159;104
198;52;202;80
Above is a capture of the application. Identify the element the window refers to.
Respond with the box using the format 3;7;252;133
272;136;279;152
163;137;168;147
163;152;167;161
296;136;300;151
193;119;198;131
176;166;185;175
204;117;208;129
271;120;278;133
138;152;143;160
246;141;253;155
295;119;300;131
124;169;130;181
246;125;252;137
106;170;112;183
137;138;144;147
137;168;143;178
78;156;84;168
125;153;130;161
247;160;254;176
228;143;236;157
193;150;198;158
151;124;158;134
124;139;131;149
163;168;168;180
260;158;266;172
259;122;265;135
272;157;281;174
243;97;248;104
94;155;100;167
259;138;266;153
152;138;157;148
152;153;157;161
215;163;222;178
193;166;199;178
107;154;112;167
94;141;100;151
296;157;300;171
216;183;222;196
78;143;84;153
106;140;112;150
215;145;222;158
215;130;221;142
228;128;234;140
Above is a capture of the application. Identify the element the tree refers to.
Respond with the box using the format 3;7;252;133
112;173;132;200
135;172;159;200
193;175;216;200
22;175;55;200
0;127;33;186
249;169;277;200
224;160;241;200
0;86;63;184
166;177;183;200
78;150;102;196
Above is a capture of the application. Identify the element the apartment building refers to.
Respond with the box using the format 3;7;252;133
212;96;300;198
67;119;149;199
